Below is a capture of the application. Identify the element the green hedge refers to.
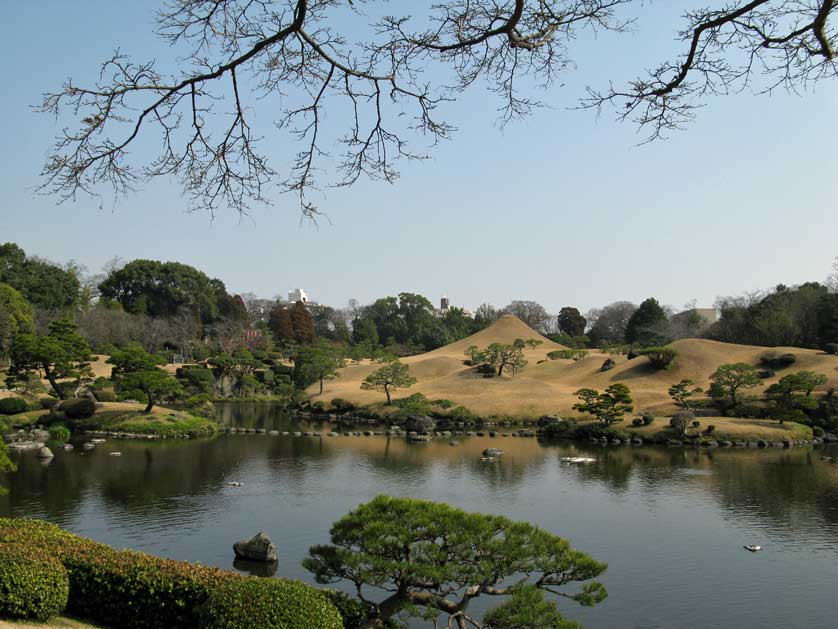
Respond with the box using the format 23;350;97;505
0;518;342;629
58;398;96;420
0;397;29;415
200;575;344;628
0;545;69;622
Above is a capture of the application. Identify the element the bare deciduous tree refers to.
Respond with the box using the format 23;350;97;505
39;1;836;216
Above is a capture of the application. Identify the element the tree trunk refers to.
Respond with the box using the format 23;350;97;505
319;377;324;395
384;384;392;405
359;593;407;629
497;364;504;377
43;364;64;399
144;396;154;414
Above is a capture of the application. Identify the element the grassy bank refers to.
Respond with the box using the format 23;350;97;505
625;416;813;443
3;402;217;438
539;415;814;444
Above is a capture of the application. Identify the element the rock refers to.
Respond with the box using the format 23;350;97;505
233;532;277;563
666;439;683;446
82;442;95;450
268;430;279;435
482;448;503;458
599;358;616;372
631;437;643;445
38;447;54;459
448;440;459;446
63;443;74;451
405;415;436;433
109;451;122;456
720;441;733;448
407;434;431;442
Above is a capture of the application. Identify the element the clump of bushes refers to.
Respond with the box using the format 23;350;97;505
48;425;71;443
641;412;655;426
669;411;695;436
0;397;29;416
704;424;716;435
39;397;58;410
813;426;825;437
94;389;116;402
547;350;589;361
329;398;356;413
638;347;677;370
759;351;796;369
0;518;342;629
824;343;838;355
0;545;69;622
58;398;96;420
631;417;644;426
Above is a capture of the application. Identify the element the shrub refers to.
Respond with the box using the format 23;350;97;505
548;349;589;361
691;420;701;428
431;398;456;409
0;518;342;629
94;389;116;402
311;400;327;413
447;405;477;421
632;417;644;426
329;398;356;413
0;546;69;622
759;352;797;369
123;389;151;404
813;426;825;437
824;343;838;355
626;347;641;360
58;398;96;420
176;366;216;395
758;369;775;379
48;425;71;443
641;412;655;426
670;411;695;436
704;424;716;435
0;397;29;415
92;377;111;390
199;575;342;629
39;397;59;410
638;347;677;370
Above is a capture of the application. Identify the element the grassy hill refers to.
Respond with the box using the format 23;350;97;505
315;315;838;418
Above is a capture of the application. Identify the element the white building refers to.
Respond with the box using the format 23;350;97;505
434;295;473;319
288;288;309;304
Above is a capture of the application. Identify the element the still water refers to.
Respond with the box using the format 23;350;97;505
2;402;837;628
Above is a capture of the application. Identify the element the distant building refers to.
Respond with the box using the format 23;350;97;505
434;295;473;319
288;288;309;304
672;307;719;330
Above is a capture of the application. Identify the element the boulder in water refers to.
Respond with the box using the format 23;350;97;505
233;532;277;563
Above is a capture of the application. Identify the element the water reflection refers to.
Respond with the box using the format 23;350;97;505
0;403;837;629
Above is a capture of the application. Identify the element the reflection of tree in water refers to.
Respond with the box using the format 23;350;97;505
214;402;334;432
710;449;838;532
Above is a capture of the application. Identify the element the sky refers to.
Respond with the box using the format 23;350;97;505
1;1;836;315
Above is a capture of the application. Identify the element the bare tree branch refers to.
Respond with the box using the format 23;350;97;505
37;0;837;216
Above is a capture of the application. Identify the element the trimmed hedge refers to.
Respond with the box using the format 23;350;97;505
58;398;96;420
0;397;29;416
0;545;69;622
200;574;344;629
0;518;341;629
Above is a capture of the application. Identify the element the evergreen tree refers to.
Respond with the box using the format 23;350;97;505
625;298;669;346
558;307;587;337
268;304;295;343
290;300;316;344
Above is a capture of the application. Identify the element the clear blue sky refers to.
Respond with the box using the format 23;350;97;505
1;1;836;314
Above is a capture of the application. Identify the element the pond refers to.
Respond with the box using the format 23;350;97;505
2;401;838;628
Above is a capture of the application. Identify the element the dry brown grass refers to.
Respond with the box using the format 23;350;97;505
314;315;838;418
0;619;102;629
